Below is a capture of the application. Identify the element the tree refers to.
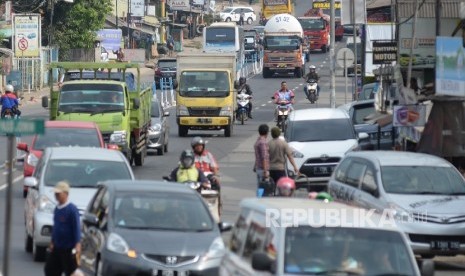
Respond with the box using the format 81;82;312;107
48;0;112;58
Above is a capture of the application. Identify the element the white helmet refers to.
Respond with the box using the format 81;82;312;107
5;84;14;92
309;65;316;70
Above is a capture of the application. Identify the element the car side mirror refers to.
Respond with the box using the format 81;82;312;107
163;111;170;117
358;132;369;140
17;142;29;152
83;213;99;227
251;252;275;272
133;98;140;109
24;177;38;188
42;96;49;108
218;222;232;232
420;259;434;276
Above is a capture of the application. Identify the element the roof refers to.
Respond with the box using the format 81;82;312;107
102;180;196;194
346;151;452;167
290;108;349;121
62;80;125;85
44;121;99;129
47;147;126;161
366;0;391;9
209;22;237;28
397;0;462;18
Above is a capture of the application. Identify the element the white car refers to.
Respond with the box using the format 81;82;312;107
24;147;135;262
219;7;256;24
284;108;368;190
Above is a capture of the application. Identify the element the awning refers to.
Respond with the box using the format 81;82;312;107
105;15;156;36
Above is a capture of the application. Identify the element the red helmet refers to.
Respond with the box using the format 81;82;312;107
276;177;295;197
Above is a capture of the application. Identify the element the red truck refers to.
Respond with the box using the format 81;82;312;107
298;9;330;53
310;1;344;41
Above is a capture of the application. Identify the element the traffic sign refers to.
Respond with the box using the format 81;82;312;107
0;119;44;136
18;38;28;51
336;48;355;68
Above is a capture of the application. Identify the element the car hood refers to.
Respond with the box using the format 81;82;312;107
115;228;219;256
151;117;162;125
354;123;392;133
44;186;98;212
387;194;465;215
289;139;358;156
56;113;123;133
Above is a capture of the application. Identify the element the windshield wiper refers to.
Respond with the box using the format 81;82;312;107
415;191;446;195
445;192;465;195
91;108;124;115
73;185;96;188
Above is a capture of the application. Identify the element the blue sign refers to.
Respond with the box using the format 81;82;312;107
97;29;122;52
436;37;465;97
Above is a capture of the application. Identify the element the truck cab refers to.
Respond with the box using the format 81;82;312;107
298;16;330;53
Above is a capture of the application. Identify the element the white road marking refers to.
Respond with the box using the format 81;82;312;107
267;101;272;103
261;104;266;107
0;175;24;191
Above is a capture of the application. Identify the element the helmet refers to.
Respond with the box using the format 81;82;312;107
180;149;195;168
239;77;246;85
5;84;13;93
309;65;316;71
276;177;295;197
191;136;206;148
315;192;333;202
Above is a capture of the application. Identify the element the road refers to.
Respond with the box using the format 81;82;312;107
1;6;464;276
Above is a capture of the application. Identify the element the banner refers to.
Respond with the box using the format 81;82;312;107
168;0;189;10
372;40;397;64
131;0;145;17
341;0;366;25
97;29;122;52
435;36;465;97
13;14;41;58
393;105;427;127
311;1;341;17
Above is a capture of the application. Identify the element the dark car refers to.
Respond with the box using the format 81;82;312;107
80;180;232;276
147;99;170;155
244;35;260;61
154;58;177;88
338;99;397;150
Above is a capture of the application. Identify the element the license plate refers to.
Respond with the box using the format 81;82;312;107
430;241;460;251
154;270;189;276
313;166;332;175
278;64;287;68
197;118;212;123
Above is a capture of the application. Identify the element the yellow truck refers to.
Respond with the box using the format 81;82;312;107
261;0;293;23
176;53;238;137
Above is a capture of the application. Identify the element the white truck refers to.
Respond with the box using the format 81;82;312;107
262;14;305;78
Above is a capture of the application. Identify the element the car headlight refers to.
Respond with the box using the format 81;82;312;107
292;148;304;158
27;153;39;166
107;232;137;258
110;130;127;144
203;237;225;261
38;195;55;214
177;105;189;116
388;203;413;223
219;106;232;116
150;123;162;132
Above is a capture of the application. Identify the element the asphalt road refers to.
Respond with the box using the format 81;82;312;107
1;8;464;276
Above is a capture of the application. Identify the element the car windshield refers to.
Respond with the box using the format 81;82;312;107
352;105;375;125
205;28;235;48
44;160;132;188
59;84;124;114
265;35;301;51
381;166;465;195
298;18;325;30
34;128;101;150
158;60;176;68
151;102;160;117
179;71;230;97
113;192;214;231
287;119;356;142
284;226;416;275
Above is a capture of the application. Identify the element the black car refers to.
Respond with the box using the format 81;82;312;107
244;35;260;62
154;58;177;88
80;180;232;276
338;99;397;150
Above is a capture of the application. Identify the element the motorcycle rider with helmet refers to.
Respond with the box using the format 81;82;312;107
276;176;296;197
191;136;221;190
303;65;320;98
169;149;210;188
237;77;253;119
0;84;21;118
273;81;295;121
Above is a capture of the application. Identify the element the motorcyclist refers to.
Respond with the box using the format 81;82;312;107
191;136;221;190
303;65;321;98
276;176;296;197
169;149;210;188
0;84;21;118
273;81;295;121
237;77;253;119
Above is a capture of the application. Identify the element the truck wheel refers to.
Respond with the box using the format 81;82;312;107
295;67;303;78
225;123;233;137
263;67;270;78
247;18;253;24
178;125;188;137
322;45;328;53
134;147;145;166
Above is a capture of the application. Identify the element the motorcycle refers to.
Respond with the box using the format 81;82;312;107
236;93;252;125
163;175;221;222
272;96;292;132
1;108;19;119
306;79;318;104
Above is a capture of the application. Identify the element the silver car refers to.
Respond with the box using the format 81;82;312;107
24;147;135;262
328;151;465;258
147;99;170;155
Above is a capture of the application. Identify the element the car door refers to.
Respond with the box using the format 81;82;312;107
329;158;355;203
232;8;241;21
358;163;385;211
25;158;45;236
330;158;366;206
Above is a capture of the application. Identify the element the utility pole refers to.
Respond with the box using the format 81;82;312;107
127;0;131;48
330;0;336;108
407;0;420;89
436;0;441;36
352;0;358;100
116;0;119;29
49;0;55;46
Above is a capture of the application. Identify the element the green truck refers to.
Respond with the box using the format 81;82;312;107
42;62;152;166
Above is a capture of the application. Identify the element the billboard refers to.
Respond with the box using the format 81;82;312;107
168;0;189;10
311;1;341;17
341;0;366;25
13;14;41;58
393;105;427;127
131;0;145;17
435;37;465;97
96;29;122;52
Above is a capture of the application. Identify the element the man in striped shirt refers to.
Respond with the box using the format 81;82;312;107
254;124;270;191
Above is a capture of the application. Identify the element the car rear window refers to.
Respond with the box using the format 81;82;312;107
34;128;102;150
151;102;160;117
158;60;177;68
287;119;356;142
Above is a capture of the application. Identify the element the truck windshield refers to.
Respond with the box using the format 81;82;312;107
205;28;235;48
59;83;124;113
265;35;301;51
298;18;325;30
179;71;230;97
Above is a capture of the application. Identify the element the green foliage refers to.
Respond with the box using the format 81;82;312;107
51;0;112;58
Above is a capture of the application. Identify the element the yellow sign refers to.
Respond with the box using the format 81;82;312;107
312;1;341;9
13;14;41;58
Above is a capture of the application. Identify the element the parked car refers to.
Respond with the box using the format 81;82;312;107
24;147;135;261
80;180;232;276
154;57;177;88
338;99;396;150
16;121;117;198
328;151;465;258
220;197;431;276
284;108;368;191
219;7;256;24
147;99;170;155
